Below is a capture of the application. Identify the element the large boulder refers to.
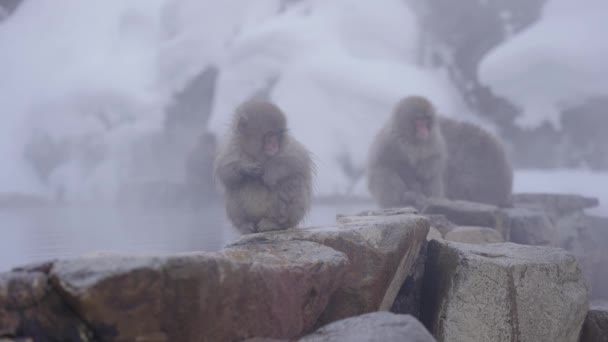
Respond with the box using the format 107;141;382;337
49;240;348;342
422;240;589;342
502;208;558;246
423;199;507;239
0;269;94;341
298;312;436;342
580;301;608;342
234;210;429;324
444;226;503;244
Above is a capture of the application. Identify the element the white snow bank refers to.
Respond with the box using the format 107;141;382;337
514;169;608;216
0;0;465;200
479;0;608;128
209;0;465;196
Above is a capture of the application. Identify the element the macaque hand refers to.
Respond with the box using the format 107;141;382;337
240;162;263;178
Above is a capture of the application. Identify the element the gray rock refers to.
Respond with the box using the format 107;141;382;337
423;198;507;238
503;208;558;246
340;207;419;219
0;270;94;341
425;214;456;236
422;240;589;342
234;211;429;324
50;240;347;342
427;227;442;241
560;214;608;300
298;312;436;342
580;301;608;342
444;226;503;244
512;193;599;220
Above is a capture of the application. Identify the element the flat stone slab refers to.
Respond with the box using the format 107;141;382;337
47;240;347;342
234;211;429;324
444;226;503;244
512;193;599;218
298;312;436;342
580;301;608;342
423;198;507;238
422;240;589;342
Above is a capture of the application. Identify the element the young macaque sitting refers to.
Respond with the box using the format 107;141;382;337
213;100;314;234
367;95;446;209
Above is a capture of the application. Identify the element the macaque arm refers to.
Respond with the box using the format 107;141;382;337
368;166;409;208
262;141;312;187
421;155;445;197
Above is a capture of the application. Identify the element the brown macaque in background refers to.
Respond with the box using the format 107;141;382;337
213;100;314;234
367;96;446;209
185;131;218;202
439;117;513;207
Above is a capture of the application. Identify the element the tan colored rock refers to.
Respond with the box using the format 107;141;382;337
444;226;503;244
0;270;94;341
298;312;436;342
422;240;589;342
234;211;429;324
580;301;608;342
503;208;558;246
423;198;507;239
51;240;348;342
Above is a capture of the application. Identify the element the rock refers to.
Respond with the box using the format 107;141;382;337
427;227;442;241
422;240;589;342
444;226;503;244
561;214;608;300
512;193;599;220
580;301;608;342
234;211;429;324
425;214;456;236
340;207;418;219
503;208;558;246
391;242;427;318
298;312;436;342
423;198;507;238
0;270;94;341
50;240;348;341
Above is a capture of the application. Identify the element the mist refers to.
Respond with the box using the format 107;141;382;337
0;0;606;283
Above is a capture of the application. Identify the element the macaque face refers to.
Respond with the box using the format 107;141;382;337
263;131;283;157
414;117;431;141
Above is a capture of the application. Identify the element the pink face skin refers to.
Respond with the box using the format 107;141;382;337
263;132;280;157
415;119;430;141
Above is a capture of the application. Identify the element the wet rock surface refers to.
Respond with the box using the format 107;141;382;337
422;240;589;342
298;312;436;342
512;193;599;219
234;211;429;324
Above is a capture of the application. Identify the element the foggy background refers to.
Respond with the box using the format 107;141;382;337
0;0;606;271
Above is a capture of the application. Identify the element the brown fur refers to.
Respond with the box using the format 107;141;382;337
213;100;314;234
440;117;513;207
367;96;446;209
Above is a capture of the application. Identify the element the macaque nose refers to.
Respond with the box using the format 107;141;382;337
264;135;280;156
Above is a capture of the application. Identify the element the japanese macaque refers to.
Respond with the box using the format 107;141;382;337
185;131;218;201
213;100;314;234
367;96;446;209
440;118;513;207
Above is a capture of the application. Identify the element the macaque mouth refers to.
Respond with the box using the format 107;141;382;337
415;119;430;140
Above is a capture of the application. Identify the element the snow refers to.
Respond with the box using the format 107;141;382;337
514;169;608;216
0;0;465;199
479;0;608;128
